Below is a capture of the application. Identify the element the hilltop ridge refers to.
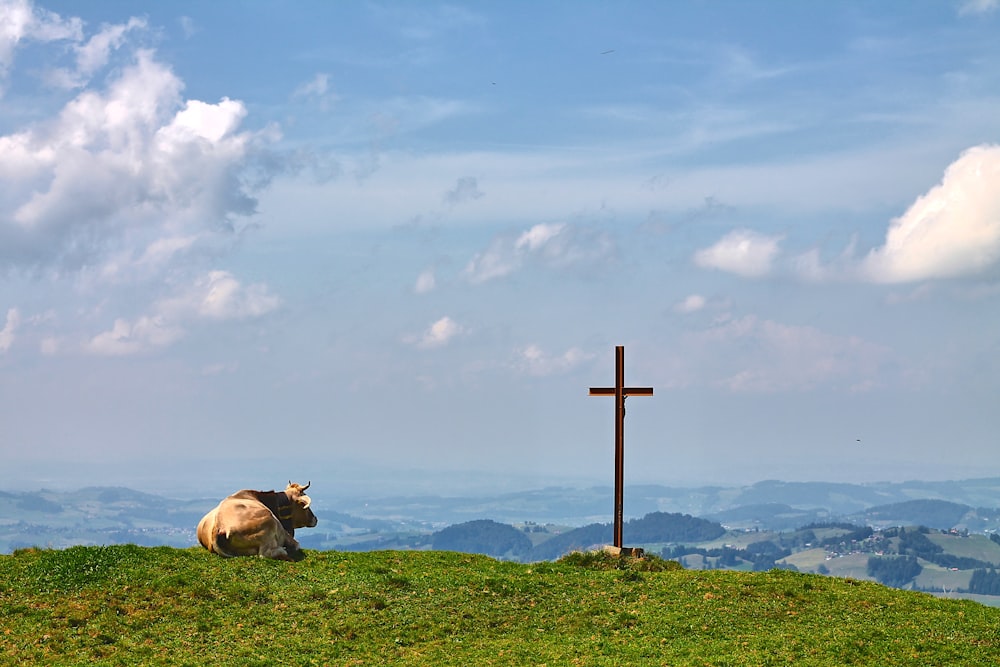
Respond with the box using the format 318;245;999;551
2;545;998;664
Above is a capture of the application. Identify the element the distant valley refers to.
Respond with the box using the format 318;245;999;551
5;478;1000;603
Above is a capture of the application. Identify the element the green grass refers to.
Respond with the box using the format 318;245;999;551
2;545;999;665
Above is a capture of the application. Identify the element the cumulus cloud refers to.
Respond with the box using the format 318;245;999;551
159;270;281;321
693;229;783;277
408;316;465;349
0;22;269;277
513;344;592;376
0;4;290;364
516;223;563;252
0;307;20;352
463;222;614;283
84;271;280;356
859;144;1000;283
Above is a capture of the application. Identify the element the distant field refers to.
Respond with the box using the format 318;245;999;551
926;533;1000;564
917;564;973;595
781;547;829;571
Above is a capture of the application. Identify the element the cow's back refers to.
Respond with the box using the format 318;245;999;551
204;493;280;557
216;493;274;531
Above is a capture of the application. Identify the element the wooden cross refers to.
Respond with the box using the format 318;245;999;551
589;345;653;549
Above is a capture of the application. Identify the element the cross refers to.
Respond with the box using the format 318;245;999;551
589;345;653;549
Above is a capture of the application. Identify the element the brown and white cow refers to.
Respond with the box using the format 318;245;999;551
197;481;318;561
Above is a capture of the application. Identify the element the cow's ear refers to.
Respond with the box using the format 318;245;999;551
300;495;311;509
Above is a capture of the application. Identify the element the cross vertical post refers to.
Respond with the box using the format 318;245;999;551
589;345;653;549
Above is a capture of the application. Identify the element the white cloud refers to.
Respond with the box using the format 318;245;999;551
859;144;1000;283
0;307;20;352
463;222;614;283
409;316;465;348
675;294;707;314
162;97;247;144
85;315;184;356
199;271;280;320
693;229;783;277
513;344;592;376
0;0;82;86
46;16;145;89
163;270;281;321
515;222;565;252
0;42;266;276
414;268;436;294
82;271;280;356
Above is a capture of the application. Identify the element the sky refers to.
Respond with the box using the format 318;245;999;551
2;0;1000;496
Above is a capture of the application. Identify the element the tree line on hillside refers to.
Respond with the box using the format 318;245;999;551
528;513;726;562
968;568;1000;595
431;520;532;560
429;513;726;562
664;541;797;572
867;555;922;588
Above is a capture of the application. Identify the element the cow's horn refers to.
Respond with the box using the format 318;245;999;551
301;481;311;491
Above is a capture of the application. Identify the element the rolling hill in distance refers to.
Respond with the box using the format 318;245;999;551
6;476;1000;606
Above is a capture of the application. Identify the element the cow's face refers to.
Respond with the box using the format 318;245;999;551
286;481;318;528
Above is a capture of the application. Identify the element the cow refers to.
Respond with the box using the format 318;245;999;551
197;481;318;561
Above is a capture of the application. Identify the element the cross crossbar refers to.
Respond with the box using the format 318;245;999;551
589;345;653;549
588;387;654;396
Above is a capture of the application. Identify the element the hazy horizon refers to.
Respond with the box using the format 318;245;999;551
3;454;999;501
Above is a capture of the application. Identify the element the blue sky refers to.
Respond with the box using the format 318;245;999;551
2;0;1000;495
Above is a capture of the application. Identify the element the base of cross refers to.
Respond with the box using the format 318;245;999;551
602;545;646;559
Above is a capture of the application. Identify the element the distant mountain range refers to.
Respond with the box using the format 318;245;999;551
4;478;1000;555
322;477;1000;528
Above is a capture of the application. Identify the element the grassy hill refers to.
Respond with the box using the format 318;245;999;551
2;546;999;665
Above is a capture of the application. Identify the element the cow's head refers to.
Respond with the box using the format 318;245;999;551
285;481;318;528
